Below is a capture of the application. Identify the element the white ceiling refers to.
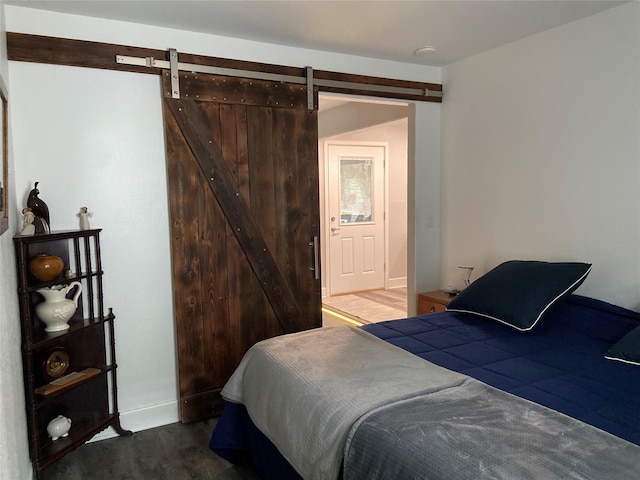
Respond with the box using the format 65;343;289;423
5;0;627;66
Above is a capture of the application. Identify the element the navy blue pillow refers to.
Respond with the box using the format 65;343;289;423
605;326;640;366
446;260;592;331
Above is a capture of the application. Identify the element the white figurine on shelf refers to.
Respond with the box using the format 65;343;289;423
77;206;93;230
20;207;36;236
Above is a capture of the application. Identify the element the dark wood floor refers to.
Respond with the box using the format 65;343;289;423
40;419;261;480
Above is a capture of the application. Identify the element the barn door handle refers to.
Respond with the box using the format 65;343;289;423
309;236;320;280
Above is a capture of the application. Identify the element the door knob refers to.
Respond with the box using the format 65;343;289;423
331;227;341;232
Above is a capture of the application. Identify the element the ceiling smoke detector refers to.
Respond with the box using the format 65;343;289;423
413;45;437;56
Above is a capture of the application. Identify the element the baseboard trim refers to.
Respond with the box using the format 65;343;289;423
323;280;406;298
89;400;180;442
387;277;407;289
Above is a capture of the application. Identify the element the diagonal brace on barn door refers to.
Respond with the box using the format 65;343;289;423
165;97;305;334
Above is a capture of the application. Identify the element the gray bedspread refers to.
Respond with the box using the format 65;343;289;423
344;378;640;480
221;325;466;480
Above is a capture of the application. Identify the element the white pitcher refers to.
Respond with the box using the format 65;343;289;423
35;282;82;332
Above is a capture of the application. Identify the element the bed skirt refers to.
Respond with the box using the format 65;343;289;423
210;402;303;479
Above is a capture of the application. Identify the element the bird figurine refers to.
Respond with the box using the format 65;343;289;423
27;181;50;233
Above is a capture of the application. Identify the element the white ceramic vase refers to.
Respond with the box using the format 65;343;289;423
35;282;82;332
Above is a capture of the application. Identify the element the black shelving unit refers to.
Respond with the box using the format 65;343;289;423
14;229;131;478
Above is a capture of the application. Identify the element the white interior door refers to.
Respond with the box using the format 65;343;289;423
327;142;386;295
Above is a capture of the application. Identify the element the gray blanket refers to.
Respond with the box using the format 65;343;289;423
344;378;640;480
221;326;466;480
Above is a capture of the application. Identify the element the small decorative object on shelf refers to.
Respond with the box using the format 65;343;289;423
42;347;70;382
28;253;64;282
77;206;92;230
444;286;460;296
35;368;101;396
46;415;71;441
34;282;82;332
27;181;50;234
14;229;131;478
21;208;36;236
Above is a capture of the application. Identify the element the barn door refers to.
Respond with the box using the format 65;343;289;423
161;71;321;422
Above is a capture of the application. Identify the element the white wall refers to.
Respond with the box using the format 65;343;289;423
441;2;640;309
10;62;179;434
0;1;32;478
2;6;442;478
411;101;442;309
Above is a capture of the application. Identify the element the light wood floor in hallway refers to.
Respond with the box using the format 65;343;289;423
322;287;407;324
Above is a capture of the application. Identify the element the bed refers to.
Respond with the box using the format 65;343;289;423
210;261;640;479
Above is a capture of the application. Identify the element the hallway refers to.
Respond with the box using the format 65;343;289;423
322;288;407;325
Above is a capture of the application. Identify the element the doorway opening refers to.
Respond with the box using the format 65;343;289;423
318;94;410;326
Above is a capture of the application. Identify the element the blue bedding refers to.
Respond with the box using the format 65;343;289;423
363;294;640;446
210;294;640;477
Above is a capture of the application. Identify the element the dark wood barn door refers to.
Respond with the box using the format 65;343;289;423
161;71;321;422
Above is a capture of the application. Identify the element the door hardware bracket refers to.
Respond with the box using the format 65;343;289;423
169;48;180;99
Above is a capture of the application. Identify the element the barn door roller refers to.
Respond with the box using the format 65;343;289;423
116;48;442;109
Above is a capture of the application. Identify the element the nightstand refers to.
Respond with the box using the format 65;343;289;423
417;290;455;315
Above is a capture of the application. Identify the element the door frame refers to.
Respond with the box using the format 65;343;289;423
321;139;391;297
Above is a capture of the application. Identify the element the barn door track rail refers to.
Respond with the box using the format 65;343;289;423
8;33;443;105
117;48;442;109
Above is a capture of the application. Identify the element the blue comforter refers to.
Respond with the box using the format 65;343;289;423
363;294;640;446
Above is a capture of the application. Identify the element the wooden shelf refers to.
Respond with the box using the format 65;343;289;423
35;368;101;396
28;313;114;349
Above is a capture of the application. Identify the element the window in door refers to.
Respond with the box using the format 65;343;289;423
340;157;374;224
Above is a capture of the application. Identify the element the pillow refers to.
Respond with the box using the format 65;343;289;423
605;326;640;365
446;260;592;331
